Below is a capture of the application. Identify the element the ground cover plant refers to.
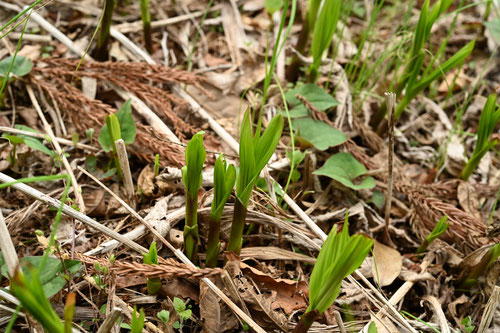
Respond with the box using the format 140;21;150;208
0;0;499;332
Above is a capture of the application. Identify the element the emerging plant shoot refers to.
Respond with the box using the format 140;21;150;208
206;154;236;267
182;132;206;262
293;217;373;333
227;110;283;256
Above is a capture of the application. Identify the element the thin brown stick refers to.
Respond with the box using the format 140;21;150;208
114;139;135;207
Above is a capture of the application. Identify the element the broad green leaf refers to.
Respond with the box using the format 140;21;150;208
23;136;54;157
98;100;136;151
178;309;192;320
157;310;170;323
2;134;24;145
265;0;283;14
285;84;339;117
2;256;82;298
313;152;375;190
368;321;378;333
143;242;158;265
0;55;32;77
173;297;186;313
294;118;347;151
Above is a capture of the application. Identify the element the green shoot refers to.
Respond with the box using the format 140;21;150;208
227;110;283;255
98;99;136;179
416;216;449;254
0;55;32;107
293;216;373;333
206;155;236;267
130;306;146;333
461;93;500;181
142;242;161;294
458;242;500;290
182;132;206;262
139;0;153;54
370;0;474;132
95;0;116;61
10;269;76;333
154;153;160;177
309;0;342;83
172;297;192;329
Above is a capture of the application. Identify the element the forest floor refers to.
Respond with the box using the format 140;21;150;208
0;0;500;332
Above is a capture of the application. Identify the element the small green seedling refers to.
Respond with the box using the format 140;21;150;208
313;152;375;190
416;216;449;254
130;306;146;333
157;309;170;324
172;297;192;329
227;110;283;255
182;132;206;262
0;55;32;108
308;0;342;83
457;242;500;290
206;154;236;267
461;93;500;181
98;99;136;178
10;268;76;333
139;0;153;53
293;217;373;333
142;242;161;294
93;262;108;289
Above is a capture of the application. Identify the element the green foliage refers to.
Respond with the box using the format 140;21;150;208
143;242;161;294
182;132;206;262
210;155;236;221
294;118;347;151
284;83;339;118
154;153;160;177
10;269;66;333
2;125;55;166
461;93;500;180
236;110;284;207
309;0;342;82
265;0;284;14
130;306;146;333
416;216;449;254
368;322;378;333
207;154;236;267
157;309;170;323
461;316;475;333
172;297;192;329
313;152;375;190
0;55;32;77
1;256;82;297
98;100;135;152
307;217;373;314
182;132;206;199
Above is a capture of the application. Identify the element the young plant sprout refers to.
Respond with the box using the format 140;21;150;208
182;132;206;262
98;100;136;179
95;0;116;60
461;93;500;181
308;0;342;83
10;269;76;333
130;306;146;333
139;0;153;54
227;110;283;256
416;216;449;254
142;242;161;294
206;154;236;267
293;218;373;333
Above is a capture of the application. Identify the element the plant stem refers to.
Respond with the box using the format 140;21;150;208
292;310;319;333
286;20;311;82
206;215;221;267
183;194;199;262
140;0;153;54
95;0;115;61
227;197;247;255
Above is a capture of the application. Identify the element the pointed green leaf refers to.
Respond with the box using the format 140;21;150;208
294;118;347;151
